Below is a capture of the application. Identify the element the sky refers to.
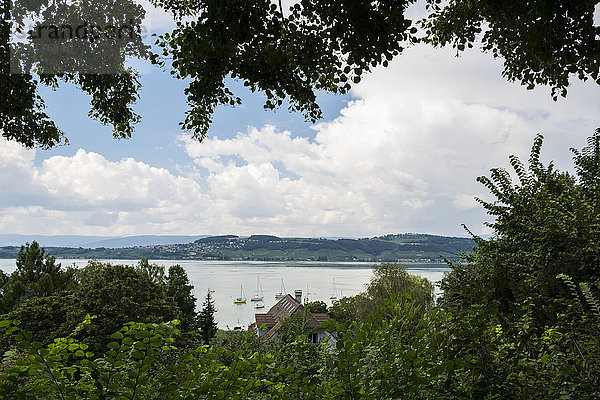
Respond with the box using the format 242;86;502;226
1;3;600;238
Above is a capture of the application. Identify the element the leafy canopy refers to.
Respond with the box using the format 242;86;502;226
0;241;75;314
152;0;414;141
441;131;600;322
422;0;600;99
5;0;598;147
1;0;147;147
329;262;434;325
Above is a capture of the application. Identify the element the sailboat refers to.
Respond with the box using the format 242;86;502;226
254;301;265;309
251;276;264;301
275;278;286;299
305;284;310;304
233;285;247;304
330;277;337;300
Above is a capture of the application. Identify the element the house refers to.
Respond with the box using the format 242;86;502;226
249;290;333;343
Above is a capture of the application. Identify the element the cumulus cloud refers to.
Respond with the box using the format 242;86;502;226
35;149;204;211
180;43;599;237
0;144;211;235
181;101;525;236
1;42;598;237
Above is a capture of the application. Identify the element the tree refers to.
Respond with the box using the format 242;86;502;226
0;293;81;353
1;0;147;147
15;242;62;288
137;257;166;285
422;0;600;100
152;0;415;141
152;0;600;140
329;263;434;325
0;241;75;313
366;263;434;311
165;264;199;332
4;0;599;148
74;262;178;353
304;300;327;314
441;131;600;323
198;289;217;344
437;131;600;397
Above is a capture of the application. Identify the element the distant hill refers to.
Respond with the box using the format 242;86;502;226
0;234;118;248
84;235;209;248
0;234;208;248
0;233;476;262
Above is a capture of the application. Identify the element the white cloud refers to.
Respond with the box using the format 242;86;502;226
452;194;482;212
0;143;212;235
1;41;598;237
181;96;529;236
179;43;598;237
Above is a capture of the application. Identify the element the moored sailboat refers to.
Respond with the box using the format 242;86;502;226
251;275;264;301
275;278;286;299
330;277;337;300
233;285;247;304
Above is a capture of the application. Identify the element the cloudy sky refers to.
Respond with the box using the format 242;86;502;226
2;5;599;238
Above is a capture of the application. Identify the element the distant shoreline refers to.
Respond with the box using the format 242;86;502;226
0;233;474;262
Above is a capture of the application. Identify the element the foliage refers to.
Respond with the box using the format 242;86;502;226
136;257;166;285
0;315;180;399
1;256;206;356
327;293;370;326
366;263;434;310
437;131;600;398
1;287;599;399
1;0;147;148
0;241;76;314
329;263;434;325
0;293;80;353
165;264;199;332
198;289;217;345
441;132;600;323
304;300;327;314
0;0;63;149
421;0;600;100
151;0;600;139
73;262;179;354
3;0;599;148
152;0;415;141
3;136;600;398
274;308;312;345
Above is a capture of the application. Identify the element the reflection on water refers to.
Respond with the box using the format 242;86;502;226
0;259;450;329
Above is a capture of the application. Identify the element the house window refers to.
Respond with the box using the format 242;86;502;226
308;333;319;343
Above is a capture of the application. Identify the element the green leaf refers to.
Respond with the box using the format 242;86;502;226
110;332;124;340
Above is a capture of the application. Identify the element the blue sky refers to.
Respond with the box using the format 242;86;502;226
1;4;599;238
36;63;352;171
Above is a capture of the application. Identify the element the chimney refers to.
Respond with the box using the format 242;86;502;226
294;289;302;304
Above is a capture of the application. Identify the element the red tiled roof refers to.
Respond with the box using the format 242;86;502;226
306;313;330;328
255;313;276;328
311;313;330;322
253;294;331;339
267;294;302;318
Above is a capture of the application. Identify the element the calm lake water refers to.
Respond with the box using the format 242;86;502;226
0;259;450;329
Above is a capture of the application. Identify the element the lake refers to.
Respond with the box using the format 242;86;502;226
0;259;451;329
